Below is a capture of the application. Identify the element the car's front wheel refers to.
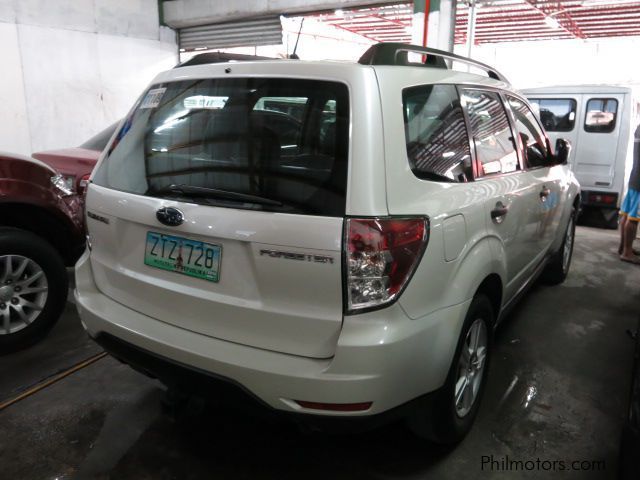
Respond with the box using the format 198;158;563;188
407;294;493;444
0;228;68;354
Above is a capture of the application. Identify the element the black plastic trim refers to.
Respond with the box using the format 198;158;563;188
175;52;275;68
358;42;509;83
92;332;436;433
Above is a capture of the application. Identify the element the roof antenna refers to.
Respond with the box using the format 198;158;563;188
289;17;304;59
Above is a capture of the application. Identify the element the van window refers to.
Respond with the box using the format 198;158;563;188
585;98;618;133
507;96;549;169
461;89;519;177
92;78;349;217
527;98;576;132
402;84;472;182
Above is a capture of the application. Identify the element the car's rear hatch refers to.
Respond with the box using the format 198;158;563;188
87;72;355;359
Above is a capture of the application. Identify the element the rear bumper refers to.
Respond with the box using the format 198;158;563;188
93;332;438;432
74;249;469;417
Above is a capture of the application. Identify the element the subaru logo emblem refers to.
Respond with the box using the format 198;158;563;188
156;207;184;227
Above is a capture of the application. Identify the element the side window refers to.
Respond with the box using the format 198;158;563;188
585;98;618;133
460;89;519;177
507;96;549;169
528;98;577;132
402;84;472;182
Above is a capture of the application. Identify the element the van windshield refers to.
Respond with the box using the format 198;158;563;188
92;78;349;217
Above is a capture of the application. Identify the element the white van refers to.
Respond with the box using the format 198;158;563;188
522;85;637;228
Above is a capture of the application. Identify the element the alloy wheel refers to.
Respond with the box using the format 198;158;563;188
0;255;49;335
454;318;488;418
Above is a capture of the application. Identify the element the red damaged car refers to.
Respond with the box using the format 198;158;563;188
0;153;85;353
32;122;118;196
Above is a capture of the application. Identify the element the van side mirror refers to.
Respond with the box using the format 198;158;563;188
554;138;571;165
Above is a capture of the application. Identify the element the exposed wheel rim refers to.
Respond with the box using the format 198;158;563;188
0;255;49;335
562;216;575;274
454;318;488;418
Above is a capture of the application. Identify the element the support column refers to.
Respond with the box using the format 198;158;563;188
412;0;457;52
466;0;477;58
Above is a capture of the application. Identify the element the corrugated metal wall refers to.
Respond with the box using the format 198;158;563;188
179;16;282;51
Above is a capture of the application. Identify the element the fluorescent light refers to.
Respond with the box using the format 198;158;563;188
544;16;561;29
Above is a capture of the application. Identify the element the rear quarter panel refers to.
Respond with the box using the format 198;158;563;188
372;69;508;320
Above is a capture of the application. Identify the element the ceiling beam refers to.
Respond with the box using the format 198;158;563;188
522;0;586;38
163;0;399;29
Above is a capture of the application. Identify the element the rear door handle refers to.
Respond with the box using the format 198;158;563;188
491;203;509;223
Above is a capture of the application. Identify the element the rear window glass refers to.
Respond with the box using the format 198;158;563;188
527;98;576;132
402;84;472;182
585;98;618;133
92;78;349;216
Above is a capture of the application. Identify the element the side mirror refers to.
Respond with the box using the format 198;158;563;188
554;138;571;165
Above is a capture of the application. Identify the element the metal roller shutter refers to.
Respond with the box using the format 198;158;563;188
179;16;283;51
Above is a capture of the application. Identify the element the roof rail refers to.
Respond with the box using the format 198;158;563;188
358;43;510;84
176;52;276;68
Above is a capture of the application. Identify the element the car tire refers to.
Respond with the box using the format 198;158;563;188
542;207;576;285
0;228;68;354
406;294;493;445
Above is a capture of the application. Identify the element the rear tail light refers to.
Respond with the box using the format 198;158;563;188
345;217;429;313
588;192;617;205
78;173;91;196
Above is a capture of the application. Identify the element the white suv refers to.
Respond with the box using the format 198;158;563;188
75;43;579;444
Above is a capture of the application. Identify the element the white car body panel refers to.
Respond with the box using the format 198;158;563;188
76;248;470;415
75;56;580;419
86;185;344;358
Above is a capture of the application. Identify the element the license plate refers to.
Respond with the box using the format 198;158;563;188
144;232;221;282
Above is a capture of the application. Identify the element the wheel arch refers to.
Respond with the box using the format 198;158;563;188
0;202;83;266
550;189;580;254
474;273;503;326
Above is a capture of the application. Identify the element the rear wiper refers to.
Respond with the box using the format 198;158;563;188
150;184;283;207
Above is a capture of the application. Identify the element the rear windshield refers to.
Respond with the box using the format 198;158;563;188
92;78;349;216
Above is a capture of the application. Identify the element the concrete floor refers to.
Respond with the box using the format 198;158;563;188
1;226;638;479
